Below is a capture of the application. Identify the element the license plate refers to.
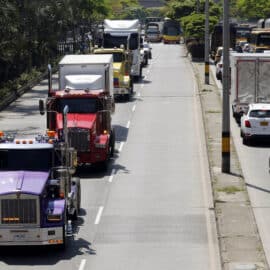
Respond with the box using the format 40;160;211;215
13;233;26;241
260;121;268;126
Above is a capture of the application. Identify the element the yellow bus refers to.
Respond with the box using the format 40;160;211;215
162;18;181;44
249;28;270;52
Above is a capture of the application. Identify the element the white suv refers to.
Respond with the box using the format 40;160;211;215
240;103;270;145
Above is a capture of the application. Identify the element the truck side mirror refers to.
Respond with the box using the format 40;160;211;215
39;99;45;115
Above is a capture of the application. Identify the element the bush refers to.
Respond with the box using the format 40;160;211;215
186;40;205;60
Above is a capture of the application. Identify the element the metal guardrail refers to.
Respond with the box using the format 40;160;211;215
0;71;48;111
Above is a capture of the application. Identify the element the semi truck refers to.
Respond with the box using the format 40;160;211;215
0;106;80;248
230;53;270;123
93;46;133;100
45;54;115;169
102;19;142;80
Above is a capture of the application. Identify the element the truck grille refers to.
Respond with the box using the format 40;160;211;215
68;128;90;152
1;198;37;224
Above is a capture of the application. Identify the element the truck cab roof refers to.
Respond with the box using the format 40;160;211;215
59;54;113;65
104;19;140;31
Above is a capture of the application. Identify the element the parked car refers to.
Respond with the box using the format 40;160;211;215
240;103;270;144
216;56;223;81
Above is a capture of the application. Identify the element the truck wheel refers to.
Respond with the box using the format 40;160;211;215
109;129;115;157
95;160;109;171
139;66;142;78
71;177;81;218
130;79;134;95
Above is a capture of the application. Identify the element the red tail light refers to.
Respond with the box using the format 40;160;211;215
245;120;251;128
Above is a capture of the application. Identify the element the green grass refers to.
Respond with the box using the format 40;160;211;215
217;186;243;194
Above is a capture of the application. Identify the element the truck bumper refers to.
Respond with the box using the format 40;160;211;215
0;226;64;246
114;87;131;95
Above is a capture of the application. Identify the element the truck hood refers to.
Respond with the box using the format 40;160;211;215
0;171;49;196
56;113;96;129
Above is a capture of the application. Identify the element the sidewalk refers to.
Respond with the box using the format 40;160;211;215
191;59;268;270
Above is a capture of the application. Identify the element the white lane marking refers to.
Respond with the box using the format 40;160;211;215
108;169;116;183
95;206;104;225
147;69;150;74
126;120;131;129
118;142;124;152
140;84;144;89
78;259;86;270
132;105;136;112
137;92;141;97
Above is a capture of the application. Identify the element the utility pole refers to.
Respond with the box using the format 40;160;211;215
204;0;210;85
222;0;230;173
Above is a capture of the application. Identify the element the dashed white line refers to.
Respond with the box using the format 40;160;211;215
132;105;136;112
137;92;141;97
108;169;116;183
95;206;104;225
118;142;124;152
126;120;131;129
79;259;86;270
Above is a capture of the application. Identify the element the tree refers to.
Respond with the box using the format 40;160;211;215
236;0;270;20
165;0;221;20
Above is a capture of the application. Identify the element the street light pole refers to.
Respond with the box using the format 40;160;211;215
204;0;210;85
222;0;230;173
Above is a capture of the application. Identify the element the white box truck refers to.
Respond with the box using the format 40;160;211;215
103;19;142;80
58;54;114;96
230;53;270;123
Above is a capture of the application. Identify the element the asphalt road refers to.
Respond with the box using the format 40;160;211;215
0;44;219;270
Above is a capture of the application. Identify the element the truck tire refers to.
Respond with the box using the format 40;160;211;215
145;56;148;66
109;129;115;157
130;79;134;95
71;177;81;219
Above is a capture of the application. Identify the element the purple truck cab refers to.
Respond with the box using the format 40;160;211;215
0;135;80;247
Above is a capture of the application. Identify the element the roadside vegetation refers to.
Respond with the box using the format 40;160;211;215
1;0;270;101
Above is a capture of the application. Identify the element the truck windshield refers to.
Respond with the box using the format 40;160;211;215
104;33;139;50
113;52;124;62
97;52;123;62
0;149;54;171
257;34;270;46
57;98;98;113
147;29;159;34
164;26;180;36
